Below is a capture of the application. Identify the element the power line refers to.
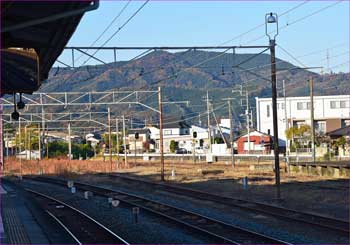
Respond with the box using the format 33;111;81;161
245;0;344;45
59;0;150;85
74;0;132;64
80;0;150;66
138;1;343;89
277;44;307;68
219;0;310;46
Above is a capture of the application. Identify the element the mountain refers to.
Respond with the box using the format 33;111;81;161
38;50;349;127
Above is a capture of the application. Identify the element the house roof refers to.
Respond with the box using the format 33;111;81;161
1;1;98;94
162;116;191;129
238;129;271;139
128;128;150;135
327;126;350;137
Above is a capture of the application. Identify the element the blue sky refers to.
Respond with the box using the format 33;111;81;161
57;0;350;73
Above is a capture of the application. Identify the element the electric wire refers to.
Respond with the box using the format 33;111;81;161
74;0;132;64
59;0;150;85
245;0;344;45
219;0;310;46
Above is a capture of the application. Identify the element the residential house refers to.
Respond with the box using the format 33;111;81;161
256;95;350;147
86;133;100;148
127;128;152;153
326;126;350;157
236;130;272;154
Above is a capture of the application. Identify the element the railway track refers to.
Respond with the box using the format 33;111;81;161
107;173;350;235
26;176;291;244
26;188;129;245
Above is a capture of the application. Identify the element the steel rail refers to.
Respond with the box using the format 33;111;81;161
27;176;291;245
109;173;350;235
25;188;129;245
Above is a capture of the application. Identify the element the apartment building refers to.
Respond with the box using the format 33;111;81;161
256;95;350;146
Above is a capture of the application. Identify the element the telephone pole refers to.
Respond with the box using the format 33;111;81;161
158;86;165;181
38;123;41;160
108;107;112;171
68;122;71;161
283;80;289;163
116;118;119;165
206;91;212;153
270;37;281;199
19;118;22;175
122;115;128;167
246;91;251;154
309;77;316;164
228;100;235;167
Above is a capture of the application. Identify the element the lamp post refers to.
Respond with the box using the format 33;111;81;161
265;12;281;199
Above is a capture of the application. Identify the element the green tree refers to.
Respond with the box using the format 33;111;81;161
213;137;224;144
285;125;311;150
334;136;346;156
15;124;40;151
72;143;94;159
102;133;123;153
48;141;68;158
169;140;178;153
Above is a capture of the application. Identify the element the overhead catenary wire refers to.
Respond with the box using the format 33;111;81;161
219;0;310;46
74;0;132;64
244;0;344;45
56;0;341;88
138;1;344;89
80;0;150;67
59;0;150;85
58;0;311;84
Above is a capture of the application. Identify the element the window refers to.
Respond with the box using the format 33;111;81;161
164;130;172;135
315;121;326;134
267;104;270;117
330;101;337;109
297;102;303;110
297;102;311;110
306;102;311;110
343;119;350;127
281;103;285;110
340;101;347;108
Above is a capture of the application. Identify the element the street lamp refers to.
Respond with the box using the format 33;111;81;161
265;12;281;200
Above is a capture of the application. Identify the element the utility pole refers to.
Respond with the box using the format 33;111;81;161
270;38;281;199
68;122;71;161
24;125;27;160
41;98;45;160
228;100;235;167
122;115;128;167
283;80;289;164
46;125;49;158
19;118;22;175
206;91;212;153
108;107;112;171
38;123;41;160
5;131;8;159
158;86;165;181
28;129;31;160
246;91;251;154
116;118;119;165
309;77;316;164
134;136;137;165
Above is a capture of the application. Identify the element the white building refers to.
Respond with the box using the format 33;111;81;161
256;95;350;146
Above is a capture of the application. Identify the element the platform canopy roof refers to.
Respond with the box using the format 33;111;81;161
1;0;99;94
